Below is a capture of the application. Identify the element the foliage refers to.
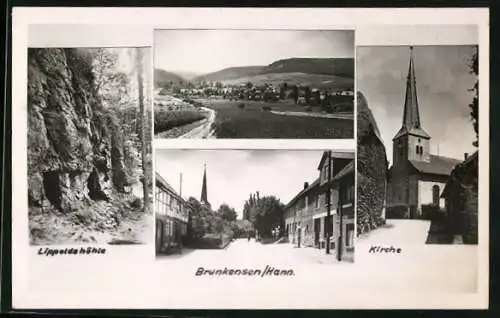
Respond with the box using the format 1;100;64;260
186;197;239;245
385;206;409;219
468;45;479;147
243;192;285;239
421;204;445;221
217;204;238;222
154;108;206;134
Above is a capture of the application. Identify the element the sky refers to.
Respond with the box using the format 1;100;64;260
155;149;335;218
357;45;478;165
154;30;354;74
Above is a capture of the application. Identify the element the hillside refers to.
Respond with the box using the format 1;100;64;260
194;66;265;82
221;72;353;91
193;57;354;83
262;58;354;78
154;69;185;87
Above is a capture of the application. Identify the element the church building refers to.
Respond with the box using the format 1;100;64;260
386;47;462;219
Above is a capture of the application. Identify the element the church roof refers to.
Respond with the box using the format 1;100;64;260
393;46;431;140
409;154;462;176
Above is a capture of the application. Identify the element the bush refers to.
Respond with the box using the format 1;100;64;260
262;106;272;111
386;205;409;219
421;204;445;221
129;197;142;208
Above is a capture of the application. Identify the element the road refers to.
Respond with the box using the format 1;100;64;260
157;238;349;265
179;106;216;139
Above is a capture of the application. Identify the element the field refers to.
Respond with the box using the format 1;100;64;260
154;95;208;137
207;100;353;139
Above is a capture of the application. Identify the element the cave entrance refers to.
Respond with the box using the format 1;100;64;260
43;171;62;210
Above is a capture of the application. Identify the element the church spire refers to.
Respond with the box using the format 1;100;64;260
402;46;421;129
201;163;208;205
393;46;430;140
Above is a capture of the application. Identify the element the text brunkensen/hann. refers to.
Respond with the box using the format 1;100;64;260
195;265;295;277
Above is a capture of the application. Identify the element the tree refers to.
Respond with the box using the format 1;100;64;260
217;204;238;222
187;197;210;240
304;86;312;103
292;85;299;104
242;192;284;239
468;45;478;147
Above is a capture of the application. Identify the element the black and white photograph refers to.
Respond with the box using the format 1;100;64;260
27;46;153;245
153;30;354;139
355;42;479;292
155;149;355;263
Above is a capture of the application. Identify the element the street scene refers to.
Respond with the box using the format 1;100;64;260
155;149;355;263
153;30;354;139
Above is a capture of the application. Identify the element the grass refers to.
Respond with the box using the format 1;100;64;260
210;100;353;139
154;108;207;135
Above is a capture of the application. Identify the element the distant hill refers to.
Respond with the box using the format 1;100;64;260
221;72;353;91
172;71;201;81
194;66;265;82
262;58;354;78
154;69;185;87
192;58;354;89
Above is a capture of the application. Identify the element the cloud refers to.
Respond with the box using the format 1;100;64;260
154;30;354;74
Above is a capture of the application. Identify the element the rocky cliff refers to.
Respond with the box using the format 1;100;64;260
356;92;388;235
28;48;150;244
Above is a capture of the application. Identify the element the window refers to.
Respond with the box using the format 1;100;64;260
432;185;440;206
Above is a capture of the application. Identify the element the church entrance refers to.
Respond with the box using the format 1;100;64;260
409;205;418;219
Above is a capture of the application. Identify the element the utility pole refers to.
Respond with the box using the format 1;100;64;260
326;150;332;255
337;179;343;262
179;172;183;197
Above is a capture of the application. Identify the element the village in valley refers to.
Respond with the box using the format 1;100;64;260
153;30;355;139
154;150;355;264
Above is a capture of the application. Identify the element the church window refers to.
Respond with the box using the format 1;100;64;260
432;185;440;206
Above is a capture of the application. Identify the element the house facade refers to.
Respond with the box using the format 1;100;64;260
155;172;189;253
386;47;461;219
284;151;355;260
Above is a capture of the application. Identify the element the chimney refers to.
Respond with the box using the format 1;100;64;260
464;153;469;160
303;182;309;190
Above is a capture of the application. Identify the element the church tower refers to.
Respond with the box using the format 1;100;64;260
200;164;209;206
392;46;431;167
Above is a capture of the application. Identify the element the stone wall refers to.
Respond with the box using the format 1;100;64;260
28;48;128;213
356;92;388;235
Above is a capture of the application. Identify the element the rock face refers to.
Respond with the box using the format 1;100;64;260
28;48;127;213
356;92;388;235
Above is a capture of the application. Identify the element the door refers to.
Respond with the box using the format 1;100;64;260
155;220;164;253
314;218;320;246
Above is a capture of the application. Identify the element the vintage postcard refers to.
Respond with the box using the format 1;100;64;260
10;8;489;310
